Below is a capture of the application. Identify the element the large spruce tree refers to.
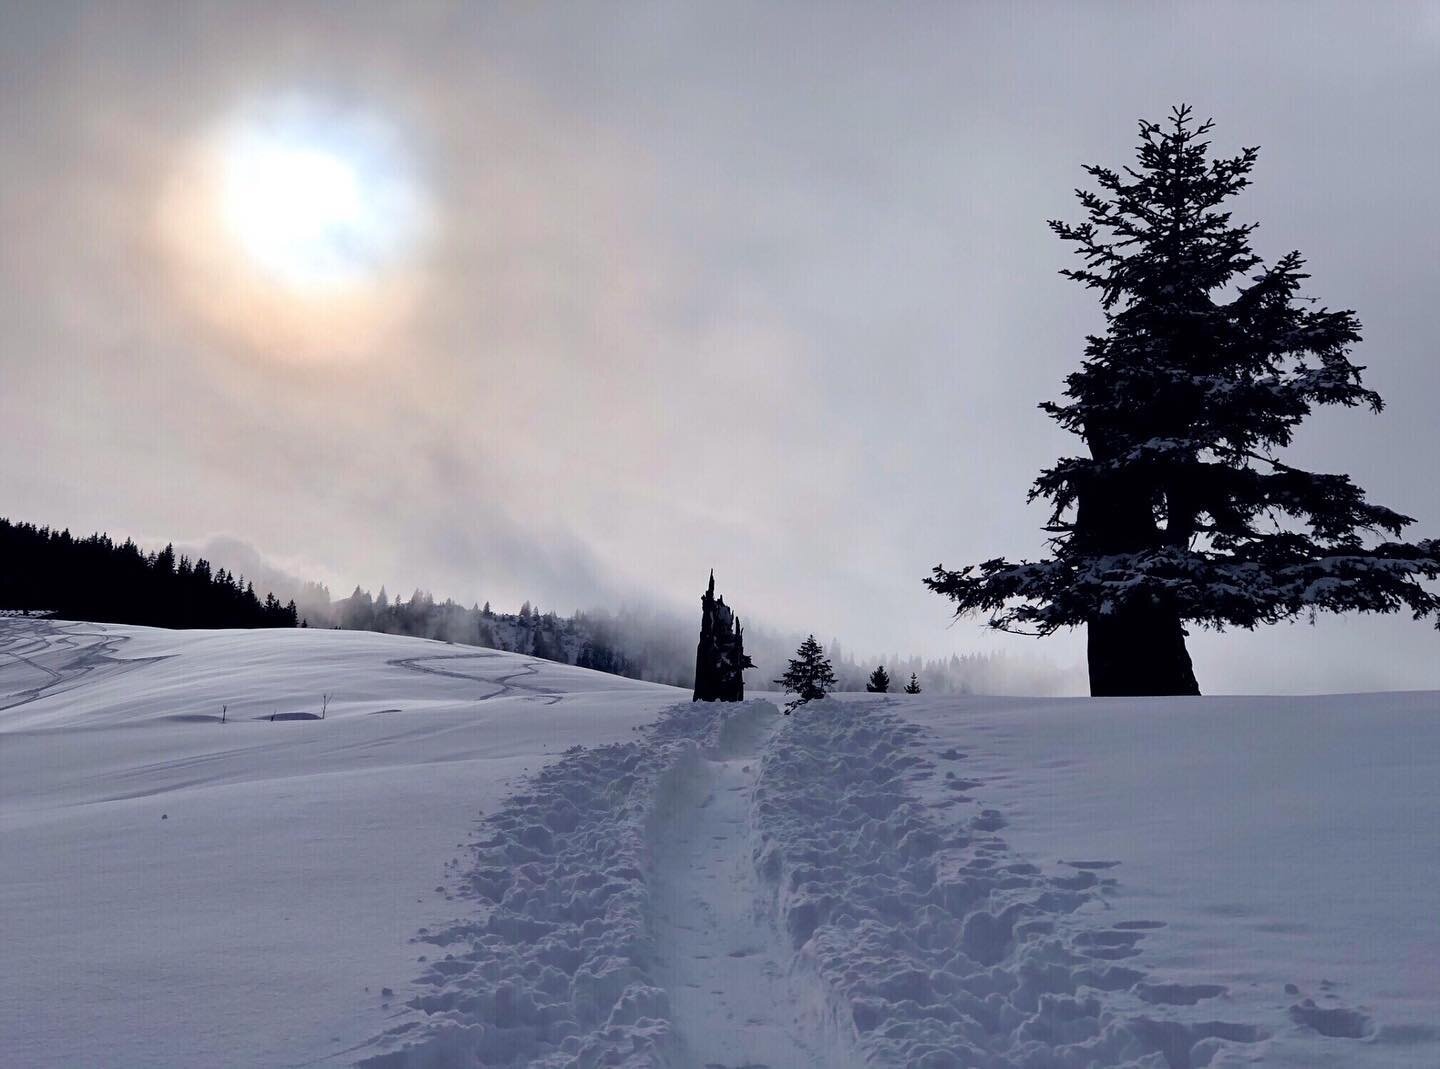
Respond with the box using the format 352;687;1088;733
928;106;1440;697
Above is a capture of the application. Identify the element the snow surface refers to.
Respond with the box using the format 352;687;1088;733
0;620;679;1068
3;617;1437;1068
899;691;1440;1067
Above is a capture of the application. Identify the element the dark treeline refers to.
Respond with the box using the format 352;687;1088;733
0;518;298;628
1;514;1079;693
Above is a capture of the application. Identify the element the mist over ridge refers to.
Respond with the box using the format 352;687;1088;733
170;533;1083;696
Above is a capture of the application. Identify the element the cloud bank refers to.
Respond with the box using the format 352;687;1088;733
3;2;1437;692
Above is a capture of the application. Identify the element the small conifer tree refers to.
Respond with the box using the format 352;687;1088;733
904;673;921;694
866;665;891;693
775;634;837;714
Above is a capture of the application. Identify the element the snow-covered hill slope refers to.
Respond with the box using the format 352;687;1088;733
353;694;1440;1069
0;619;681;1068
4;618;1436;1068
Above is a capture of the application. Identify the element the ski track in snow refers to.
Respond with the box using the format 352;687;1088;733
0;618;160;713
388;652;566;705
359;695;1392;1069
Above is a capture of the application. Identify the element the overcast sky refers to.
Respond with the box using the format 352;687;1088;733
4;1;1438;692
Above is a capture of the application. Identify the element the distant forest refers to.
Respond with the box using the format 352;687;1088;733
0;516;1079;694
0;519;299;628
296;585;1080;695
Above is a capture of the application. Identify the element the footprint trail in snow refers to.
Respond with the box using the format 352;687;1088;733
357;696;1372;1068
649;712;841;1069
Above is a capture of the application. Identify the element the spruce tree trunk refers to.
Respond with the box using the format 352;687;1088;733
1073;438;1202;698
1087;599;1200;697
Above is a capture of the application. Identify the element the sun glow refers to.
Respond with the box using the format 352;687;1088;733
158;95;429;360
221;144;366;288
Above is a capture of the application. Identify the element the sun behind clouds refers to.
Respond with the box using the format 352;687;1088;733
158;94;430;362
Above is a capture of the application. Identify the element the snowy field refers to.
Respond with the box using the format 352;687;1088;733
0;620;679;1068
2;619;1437;1068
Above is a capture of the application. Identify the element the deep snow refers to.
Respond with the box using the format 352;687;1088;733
0;619;679;1068
3;618;1436;1068
901;691;1440;1067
